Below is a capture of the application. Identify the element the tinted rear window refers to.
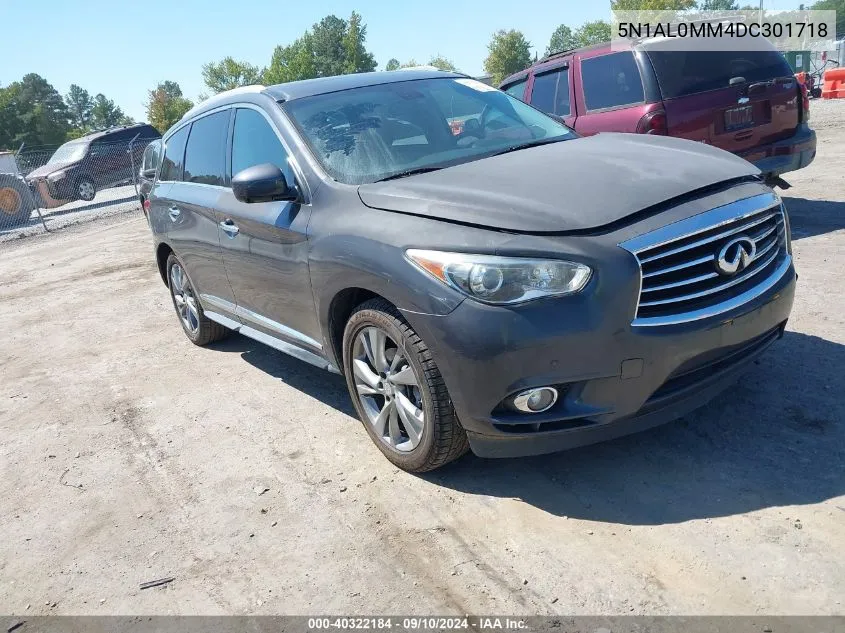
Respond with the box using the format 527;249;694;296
160;125;189;182
647;50;793;99
581;52;645;111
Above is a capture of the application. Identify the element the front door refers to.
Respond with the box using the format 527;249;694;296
217;106;320;351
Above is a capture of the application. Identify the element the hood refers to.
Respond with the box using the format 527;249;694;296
357;133;759;233
25;161;78;181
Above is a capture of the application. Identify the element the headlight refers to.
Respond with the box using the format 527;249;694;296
405;249;592;305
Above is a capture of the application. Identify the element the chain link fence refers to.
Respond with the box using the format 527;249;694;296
0;127;160;243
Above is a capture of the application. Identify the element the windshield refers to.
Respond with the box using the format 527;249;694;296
48;142;87;164
284;77;575;185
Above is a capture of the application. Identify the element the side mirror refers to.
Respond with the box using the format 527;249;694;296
232;163;297;204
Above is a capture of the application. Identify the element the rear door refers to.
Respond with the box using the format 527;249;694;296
216;106;320;350
644;46;799;153
159;112;238;314
524;60;575;127
573;50;651;135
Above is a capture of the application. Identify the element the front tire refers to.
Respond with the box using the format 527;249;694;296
75;176;96;202
166;253;229;346
342;298;469;472
0;176;35;228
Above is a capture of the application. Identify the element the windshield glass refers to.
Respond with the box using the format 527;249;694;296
284;77;575;185
48;142;88;164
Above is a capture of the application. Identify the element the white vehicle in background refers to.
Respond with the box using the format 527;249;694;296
0;151;36;228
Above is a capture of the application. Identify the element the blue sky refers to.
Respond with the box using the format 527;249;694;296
2;0;803;123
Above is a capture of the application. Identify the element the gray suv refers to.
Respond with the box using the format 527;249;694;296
147;70;796;472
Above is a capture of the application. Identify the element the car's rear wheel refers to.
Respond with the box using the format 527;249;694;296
166;253;229;346
0;176;35;228
342;298;469;472
75;176;96;202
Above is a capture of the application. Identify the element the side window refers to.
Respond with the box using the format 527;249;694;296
160;125;189;182
183;110;229;186
530;69;571;117
503;80;527;100
231;108;292;181
581;52;645;111
142;140;162;171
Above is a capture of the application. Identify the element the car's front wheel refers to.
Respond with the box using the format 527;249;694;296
75;176;96;202
342;298;469;472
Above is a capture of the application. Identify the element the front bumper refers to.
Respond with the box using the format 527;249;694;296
402;206;796;459
740;123;816;178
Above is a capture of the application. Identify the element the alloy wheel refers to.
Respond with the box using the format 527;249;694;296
352;326;425;452
78;180;95;200
170;263;200;335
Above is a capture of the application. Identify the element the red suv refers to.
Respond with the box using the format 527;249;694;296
500;38;816;183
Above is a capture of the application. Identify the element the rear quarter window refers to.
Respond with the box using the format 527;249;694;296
646;50;794;99
160;125;189;182
581;52;645;111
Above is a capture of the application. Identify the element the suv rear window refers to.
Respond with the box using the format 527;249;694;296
581;52;645;111
646;50;793;99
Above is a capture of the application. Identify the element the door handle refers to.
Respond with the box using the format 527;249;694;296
219;219;239;237
168;207;181;221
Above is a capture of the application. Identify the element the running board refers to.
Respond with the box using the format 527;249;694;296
204;310;340;374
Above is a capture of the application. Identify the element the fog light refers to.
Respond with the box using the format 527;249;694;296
512;387;558;413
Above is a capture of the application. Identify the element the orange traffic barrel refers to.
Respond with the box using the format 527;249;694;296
822;67;845;99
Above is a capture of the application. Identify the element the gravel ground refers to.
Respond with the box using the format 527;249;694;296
1;101;843;616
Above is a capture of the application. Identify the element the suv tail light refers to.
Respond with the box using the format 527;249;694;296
636;110;668;135
142;198;150;215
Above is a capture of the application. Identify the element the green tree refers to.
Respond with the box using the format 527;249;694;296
264;33;317;84
575;20;613;46
698;0;738;8
428;55;458;71
145;81;193;134
385;58;401;71
264;12;378;84
202;57;263;94
399;59;420;68
547;24;577;55
0;74;69;147
483;30;532;85
312;15;350;77
812;0;845;39
612;0;696;8
343;11;377;73
65;84;93;130
90;94;128;129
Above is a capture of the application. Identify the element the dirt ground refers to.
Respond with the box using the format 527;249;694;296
1;102;844;616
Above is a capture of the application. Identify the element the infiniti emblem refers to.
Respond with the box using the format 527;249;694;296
715;236;756;276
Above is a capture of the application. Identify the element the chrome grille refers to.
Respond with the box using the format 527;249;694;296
621;192;791;326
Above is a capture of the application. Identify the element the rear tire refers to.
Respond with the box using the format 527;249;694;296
0;176;35;229
342;298;469;472
166;253;229;346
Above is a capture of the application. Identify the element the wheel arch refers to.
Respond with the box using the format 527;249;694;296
156;242;174;286
326;287;387;370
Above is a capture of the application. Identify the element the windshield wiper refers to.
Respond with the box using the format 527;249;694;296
489;136;569;158
375;166;445;182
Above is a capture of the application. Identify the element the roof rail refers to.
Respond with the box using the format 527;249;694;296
180;85;266;121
